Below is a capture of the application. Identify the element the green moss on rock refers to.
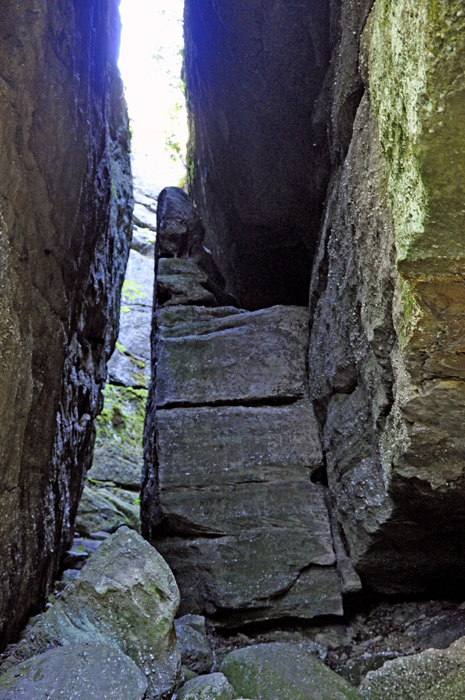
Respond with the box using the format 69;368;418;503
220;643;363;700
369;0;465;268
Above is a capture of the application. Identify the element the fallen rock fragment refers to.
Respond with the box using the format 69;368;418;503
178;672;234;700
175;615;213;674
2;527;181;700
220;643;363;700
0;642;147;700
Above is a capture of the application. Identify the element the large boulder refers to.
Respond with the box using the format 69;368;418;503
220;643;364;700
0;642;147;700
2;527;181;700
0;0;132;647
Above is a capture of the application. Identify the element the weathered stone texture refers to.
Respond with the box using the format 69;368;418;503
308;94;397;582
220;643;364;700
145;310;342;623
2;528;181;700
156;306;310;407
308;0;465;594
0;0;132;646
0;642;148;700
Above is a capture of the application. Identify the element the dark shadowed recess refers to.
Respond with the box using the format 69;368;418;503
184;0;334;310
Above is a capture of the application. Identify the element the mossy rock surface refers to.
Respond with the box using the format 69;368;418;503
358;638;465;700
178;673;234;700
75;483;140;535
0;642;147;700
220;643;364;700
425;667;465;700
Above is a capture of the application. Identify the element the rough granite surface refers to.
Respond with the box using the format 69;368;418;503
0;0;132;647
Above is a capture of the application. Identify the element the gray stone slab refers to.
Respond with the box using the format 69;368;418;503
157;401;323;490
156;305;309;406
155;530;340;618
107;306;151;387
158;274;216;307
124;248;155;308
75;483;140;536
157;306;246;338
133;201;158;230
158;481;334;564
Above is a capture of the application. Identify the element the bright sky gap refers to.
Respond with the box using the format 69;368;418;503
118;0;187;198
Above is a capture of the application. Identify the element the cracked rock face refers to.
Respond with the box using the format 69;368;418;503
142;191;344;625
308;0;465;594
0;0;132;647
181;0;465;601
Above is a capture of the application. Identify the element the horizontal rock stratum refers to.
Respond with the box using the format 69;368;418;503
142;188;351;624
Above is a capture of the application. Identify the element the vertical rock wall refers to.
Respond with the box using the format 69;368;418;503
309;0;465;593
184;0;332;309
0;0;132;646
183;0;465;599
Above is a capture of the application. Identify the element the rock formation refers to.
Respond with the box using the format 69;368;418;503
75;198;157;536
180;0;465;599
0;0;132;647
142;188;362;624
308;0;465;594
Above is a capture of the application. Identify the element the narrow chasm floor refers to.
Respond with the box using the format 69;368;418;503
206;598;465;687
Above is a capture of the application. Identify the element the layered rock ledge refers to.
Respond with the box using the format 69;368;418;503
142;188;362;625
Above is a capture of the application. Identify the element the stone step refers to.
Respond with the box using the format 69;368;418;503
156;305;310;407
152;400;342;622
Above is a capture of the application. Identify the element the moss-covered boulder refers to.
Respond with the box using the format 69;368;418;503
220;643;364;700
358;637;465;700
2;528;181;700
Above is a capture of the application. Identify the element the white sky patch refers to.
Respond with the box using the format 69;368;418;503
119;0;187;199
